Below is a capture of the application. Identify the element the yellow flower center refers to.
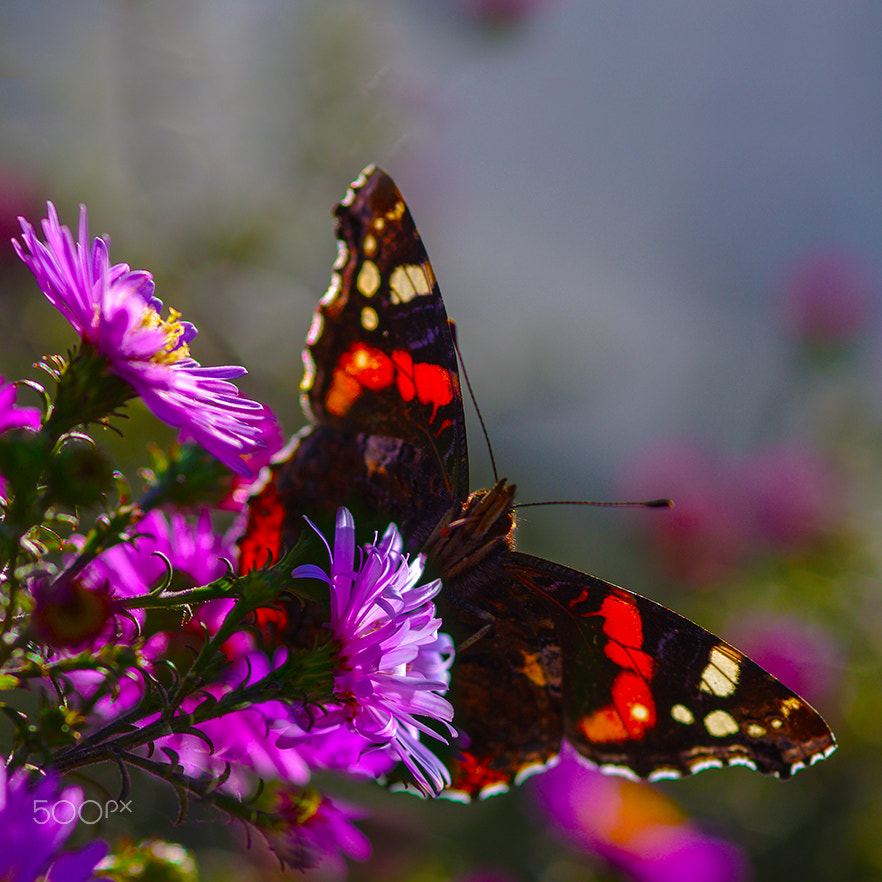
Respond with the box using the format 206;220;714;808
291;787;322;825
141;305;190;364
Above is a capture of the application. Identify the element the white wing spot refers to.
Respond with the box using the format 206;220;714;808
671;704;695;725
357;260;381;298
361;306;379;331
300;350;316;392
305;312;324;346
390;263;435;303
333;240;348;270
699;646;742;697
704;709;740;738
341;166;373;206
320;272;341;306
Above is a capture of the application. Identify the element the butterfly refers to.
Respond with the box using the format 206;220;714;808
240;166;836;799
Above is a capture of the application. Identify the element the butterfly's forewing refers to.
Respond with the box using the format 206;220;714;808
302;167;467;501
240;167;469;568
506;553;836;781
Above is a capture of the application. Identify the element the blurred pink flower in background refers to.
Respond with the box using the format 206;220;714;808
780;249;875;355
463;0;556;27
0;167;41;268
623;440;843;587
741;444;842;555
724;614;842;709
622;442;752;587
531;746;746;882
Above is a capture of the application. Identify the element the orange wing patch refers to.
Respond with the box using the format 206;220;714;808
325;342;457;427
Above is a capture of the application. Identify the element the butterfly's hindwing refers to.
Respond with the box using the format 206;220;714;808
506;553;835;780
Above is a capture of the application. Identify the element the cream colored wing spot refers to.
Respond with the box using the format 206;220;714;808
363;232;378;258
300;350;316;392
373;216;386;232
704;709;740;738
630;703;650;722
357;260;381;297
319;273;341;307
671;704;695;725
305;312;324;346
361;306;379;331
780;696;802;716
746;722;767;738
389;263;435;303
699;646;742;697
333;240;348;270
386;200;406;222
341;166;373;206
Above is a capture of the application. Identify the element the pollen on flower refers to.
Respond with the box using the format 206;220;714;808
292;787;323;825
141;305;191;364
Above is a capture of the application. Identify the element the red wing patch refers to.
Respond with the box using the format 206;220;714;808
325;341;457;426
238;474;284;573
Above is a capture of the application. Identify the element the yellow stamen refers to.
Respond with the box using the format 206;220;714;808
291;787;322;825
141;306;191;364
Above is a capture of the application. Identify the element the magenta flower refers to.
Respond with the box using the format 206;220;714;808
0;375;42;498
13;203;264;475
532;746;746;882
216;403;287;511
0;377;41;436
64;508;238;712
0;763;108;882
260;786;370;871
283;508;456;796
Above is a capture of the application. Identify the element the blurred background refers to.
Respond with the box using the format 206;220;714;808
2;2;882;880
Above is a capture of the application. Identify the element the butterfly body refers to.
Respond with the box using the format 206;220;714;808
241;166;835;800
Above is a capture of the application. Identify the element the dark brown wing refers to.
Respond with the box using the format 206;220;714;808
240;167;470;567
302;166;467;501
504;553;836;782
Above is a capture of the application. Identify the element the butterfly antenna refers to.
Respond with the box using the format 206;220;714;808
515;497;673;511
452;323;499;482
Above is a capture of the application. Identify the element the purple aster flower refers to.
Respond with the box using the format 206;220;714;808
0;375;42;498
63;508;238;711
283;508;456;796
259;785;370;871
13;203;264;475
532;746;747;882
0;376;41;435
30;568;116;650
0;762;108;882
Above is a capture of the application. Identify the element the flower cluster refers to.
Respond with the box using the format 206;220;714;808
0;203;456;873
0;763;108;882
